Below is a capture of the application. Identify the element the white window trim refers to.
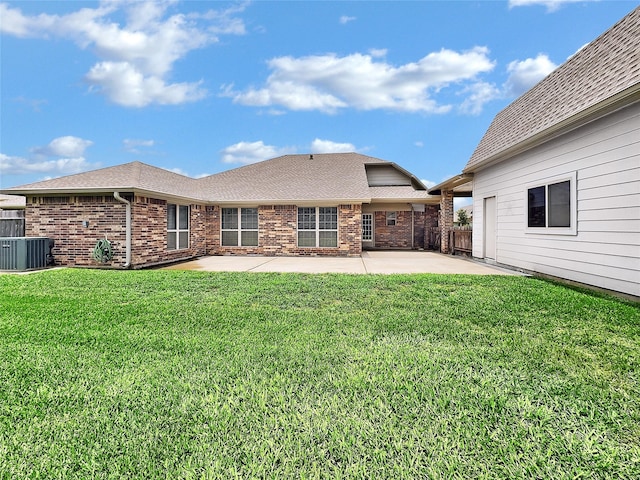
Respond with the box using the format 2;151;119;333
167;203;190;250
386;211;397;226
297;206;339;248
525;171;577;236
221;207;259;247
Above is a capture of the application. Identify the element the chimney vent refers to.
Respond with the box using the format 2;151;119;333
309;154;313;160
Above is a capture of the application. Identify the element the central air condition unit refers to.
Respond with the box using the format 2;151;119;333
0;237;51;271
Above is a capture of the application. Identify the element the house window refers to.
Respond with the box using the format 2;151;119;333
222;208;259;246
526;173;576;234
167;204;189;250
386;211;396;226
298;207;338;247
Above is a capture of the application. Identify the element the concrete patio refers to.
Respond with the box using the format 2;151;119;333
161;250;517;275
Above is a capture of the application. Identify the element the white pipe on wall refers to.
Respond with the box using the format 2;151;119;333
113;192;131;268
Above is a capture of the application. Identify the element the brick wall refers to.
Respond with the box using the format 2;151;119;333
25;195;127;267
374;210;412;248
131;196;208;267
413;206;439;249
211;204;362;257
25;195;208;268
24;196;438;266
371;206;438;249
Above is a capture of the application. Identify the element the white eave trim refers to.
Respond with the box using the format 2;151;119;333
213;197;372;207
4;187;206;205
427;174;474;195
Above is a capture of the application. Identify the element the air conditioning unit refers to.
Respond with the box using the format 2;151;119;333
0;237;51;271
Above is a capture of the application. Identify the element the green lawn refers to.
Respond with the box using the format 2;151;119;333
1;269;638;479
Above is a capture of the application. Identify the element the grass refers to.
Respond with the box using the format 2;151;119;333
0;269;638;479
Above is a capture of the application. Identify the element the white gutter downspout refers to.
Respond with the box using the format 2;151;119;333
113;192;131;268
410;203;415;250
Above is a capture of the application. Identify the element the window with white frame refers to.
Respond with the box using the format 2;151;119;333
222;207;259;246
526;173;576;234
298;207;338;247
386;211;396;226
167;204;189;250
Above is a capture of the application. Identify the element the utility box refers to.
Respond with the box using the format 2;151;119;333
0;237;51;271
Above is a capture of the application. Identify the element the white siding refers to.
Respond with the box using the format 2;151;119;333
366;166;412;186
472;102;640;297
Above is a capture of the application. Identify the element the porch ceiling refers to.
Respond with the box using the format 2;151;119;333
427;174;473;196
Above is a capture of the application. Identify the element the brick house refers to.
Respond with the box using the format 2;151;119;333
2;153;441;268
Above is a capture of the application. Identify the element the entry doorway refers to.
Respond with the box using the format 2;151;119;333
484;197;496;260
362;213;373;249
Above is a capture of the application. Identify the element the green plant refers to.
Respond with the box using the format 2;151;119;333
456;207;470;226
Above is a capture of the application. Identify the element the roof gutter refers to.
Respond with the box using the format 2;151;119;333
0;187;202;206
113;192;131;269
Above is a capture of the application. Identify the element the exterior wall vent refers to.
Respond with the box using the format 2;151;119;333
0;237;51;271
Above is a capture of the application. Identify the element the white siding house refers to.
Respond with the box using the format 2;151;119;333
464;7;640;297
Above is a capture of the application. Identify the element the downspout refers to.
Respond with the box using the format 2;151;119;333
410;203;415;250
113;192;131;268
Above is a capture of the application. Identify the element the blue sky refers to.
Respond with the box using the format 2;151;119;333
1;0;636;207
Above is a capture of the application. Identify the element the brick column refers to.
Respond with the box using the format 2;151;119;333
440;190;454;254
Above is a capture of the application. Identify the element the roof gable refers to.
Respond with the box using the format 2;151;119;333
465;7;640;172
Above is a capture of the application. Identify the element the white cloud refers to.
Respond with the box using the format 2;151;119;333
164;166;210;178
339;15;356;25
13;96;48;112
0;3;58;37
0;1;247;107
310;139;355;153
225;47;496;114
166;167;189;176
123;138;155;153
504;54;557;96
221;141;293;165
32;136;93;158
220;138;361;164
421;179;437;189
1;153;94;175
369;48;388;58
508;0;593;12
459;81;501;115
1;136;97;176
85;61;206;107
414;141;424;148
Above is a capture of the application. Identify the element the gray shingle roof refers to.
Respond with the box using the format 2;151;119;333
2;161;198;200
369;186;432;202
465;6;640;172
199;153;388;203
2;153;435;204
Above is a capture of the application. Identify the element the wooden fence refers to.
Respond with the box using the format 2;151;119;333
449;227;472;255
426;227;441;251
0;210;25;237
